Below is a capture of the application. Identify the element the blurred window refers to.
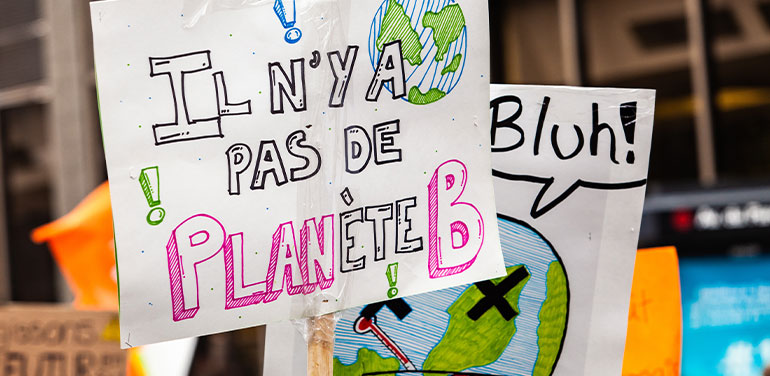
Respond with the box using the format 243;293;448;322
1;104;56;302
0;1;39;29
632;8;741;50
0;39;44;89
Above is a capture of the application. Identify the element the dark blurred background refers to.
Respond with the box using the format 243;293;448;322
3;0;770;374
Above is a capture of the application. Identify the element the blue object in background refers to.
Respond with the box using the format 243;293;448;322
681;257;770;376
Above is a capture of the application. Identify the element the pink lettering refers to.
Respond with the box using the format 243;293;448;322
166;214;336;320
224;233;265;309
427;160;484;279
302;215;335;293
264;222;306;303
167;214;226;321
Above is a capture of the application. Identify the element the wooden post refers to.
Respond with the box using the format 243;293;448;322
307;313;336;376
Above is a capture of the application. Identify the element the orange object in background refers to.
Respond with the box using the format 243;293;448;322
30;182;197;376
30;182;149;376
127;347;148;376
31;181;118;310
622;247;682;376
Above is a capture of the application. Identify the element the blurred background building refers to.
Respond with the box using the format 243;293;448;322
3;0;770;374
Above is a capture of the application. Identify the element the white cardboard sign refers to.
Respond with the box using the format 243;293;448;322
91;0;503;347
264;84;656;376
488;84;655;374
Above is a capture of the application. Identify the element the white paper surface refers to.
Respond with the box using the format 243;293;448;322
489;84;655;375
265;84;656;376
91;0;503;347
137;338;198;376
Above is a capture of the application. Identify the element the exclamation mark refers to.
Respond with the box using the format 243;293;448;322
620;101;637;164
274;0;302;44
139;166;166;226
386;263;399;298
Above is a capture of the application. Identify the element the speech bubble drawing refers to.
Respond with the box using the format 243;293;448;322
489;85;655;219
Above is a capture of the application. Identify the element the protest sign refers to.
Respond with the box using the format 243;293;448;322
484;84;654;374
622;247;681;376
90;0;503;347
264;84;655;375
0;305;126;376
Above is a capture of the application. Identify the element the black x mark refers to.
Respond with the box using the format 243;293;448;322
360;298;412;320
467;267;530;321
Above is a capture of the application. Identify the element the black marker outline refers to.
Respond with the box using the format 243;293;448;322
366;40;407;101
327;45;359;108
214;71;252;117
149;50;224;145
225;143;252;196
344;125;372;174
394;196;423;254
492;169;647;219
490;95;525;152
309;50;322;69
359;298;411;321
268;58;307;114
340;187;354;206
365;203;394;262
286;130;321;182
373;119;403;165
250;140;289;190
590;102;619;165
550;124;584;160
496;214;570;376
340;208;365;273
467;266;530;321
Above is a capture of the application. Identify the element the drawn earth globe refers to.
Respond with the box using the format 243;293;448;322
334;216;569;376
368;0;468;105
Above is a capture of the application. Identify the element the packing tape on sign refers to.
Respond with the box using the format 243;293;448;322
291;0;350;343
181;0;270;28
182;0;353;342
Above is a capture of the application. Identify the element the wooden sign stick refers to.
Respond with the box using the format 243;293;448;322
307;313;336;376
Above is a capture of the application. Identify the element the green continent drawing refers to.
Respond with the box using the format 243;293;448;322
376;0;423;66
334;348;400;376
369;0;469;106
533;261;569;376
423;265;531;373
423;4;466;62
332;217;569;375
441;53;463;75
408;87;446;105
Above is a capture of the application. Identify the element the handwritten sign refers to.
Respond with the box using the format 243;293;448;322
622;247;682;376
264;84;656;375
0;305;126;376
90;0;503;347
490;84;654;374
